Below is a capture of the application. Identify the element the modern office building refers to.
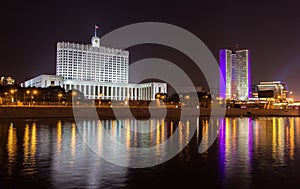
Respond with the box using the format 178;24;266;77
219;48;250;100
257;81;289;100
22;28;167;100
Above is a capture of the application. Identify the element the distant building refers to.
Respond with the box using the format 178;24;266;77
21;75;63;88
257;81;289;100
0;76;15;85
219;48;250;100
168;86;203;95
22;27;167;100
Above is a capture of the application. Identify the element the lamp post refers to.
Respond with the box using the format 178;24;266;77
10;89;15;103
4;92;8;104
10;89;17;104
58;93;62;105
30;90;38;105
99;93;103;106
23;90;30;104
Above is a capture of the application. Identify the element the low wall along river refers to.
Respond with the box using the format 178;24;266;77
0;106;299;119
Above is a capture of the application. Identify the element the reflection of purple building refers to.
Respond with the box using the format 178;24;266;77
219;48;251;100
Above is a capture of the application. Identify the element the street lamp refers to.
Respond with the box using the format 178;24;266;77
24;90;30;103
99;93;103;106
58;93;62;104
30;90;38;105
10;89;15;103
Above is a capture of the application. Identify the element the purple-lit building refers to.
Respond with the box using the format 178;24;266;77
219;48;251;100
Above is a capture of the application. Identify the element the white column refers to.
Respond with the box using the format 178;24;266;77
134;87;137;100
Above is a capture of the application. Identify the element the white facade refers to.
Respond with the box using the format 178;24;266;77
22;32;167;100
21;75;63;88
56;37;129;83
63;80;166;100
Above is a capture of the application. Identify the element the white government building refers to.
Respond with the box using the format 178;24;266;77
22;30;167;100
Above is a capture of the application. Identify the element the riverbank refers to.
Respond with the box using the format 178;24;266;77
0;106;299;119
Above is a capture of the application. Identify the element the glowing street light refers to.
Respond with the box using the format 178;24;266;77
10;89;17;103
28;90;38;105
58;93;63;104
99;93;103;106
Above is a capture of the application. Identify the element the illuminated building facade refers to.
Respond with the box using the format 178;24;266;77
22;29;167;100
22;75;63;88
219;48;250;100
56;40;128;83
257;81;289;100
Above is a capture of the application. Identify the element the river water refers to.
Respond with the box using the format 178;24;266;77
0;117;300;188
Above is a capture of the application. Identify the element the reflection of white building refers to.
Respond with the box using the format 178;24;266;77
22;29;167;100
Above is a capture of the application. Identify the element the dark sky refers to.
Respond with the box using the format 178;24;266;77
1;0;300;99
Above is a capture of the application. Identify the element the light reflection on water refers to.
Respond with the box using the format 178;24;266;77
1;117;300;188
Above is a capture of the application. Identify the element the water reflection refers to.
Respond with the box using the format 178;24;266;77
74;118;195;168
21;123;37;176
7;123;17;176
218;118;253;187
218;117;300;188
1;117;300;188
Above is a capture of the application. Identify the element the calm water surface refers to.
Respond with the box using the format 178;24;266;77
1;117;300;188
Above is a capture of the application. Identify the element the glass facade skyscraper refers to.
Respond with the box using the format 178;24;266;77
219;48;250;100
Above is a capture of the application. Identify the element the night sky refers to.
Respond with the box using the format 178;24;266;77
1;1;300;99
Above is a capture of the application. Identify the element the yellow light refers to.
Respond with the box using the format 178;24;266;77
33;90;37;95
26;90;30;94
10;89;15;94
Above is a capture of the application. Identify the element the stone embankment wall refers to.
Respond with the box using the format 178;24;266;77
0;106;299;119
